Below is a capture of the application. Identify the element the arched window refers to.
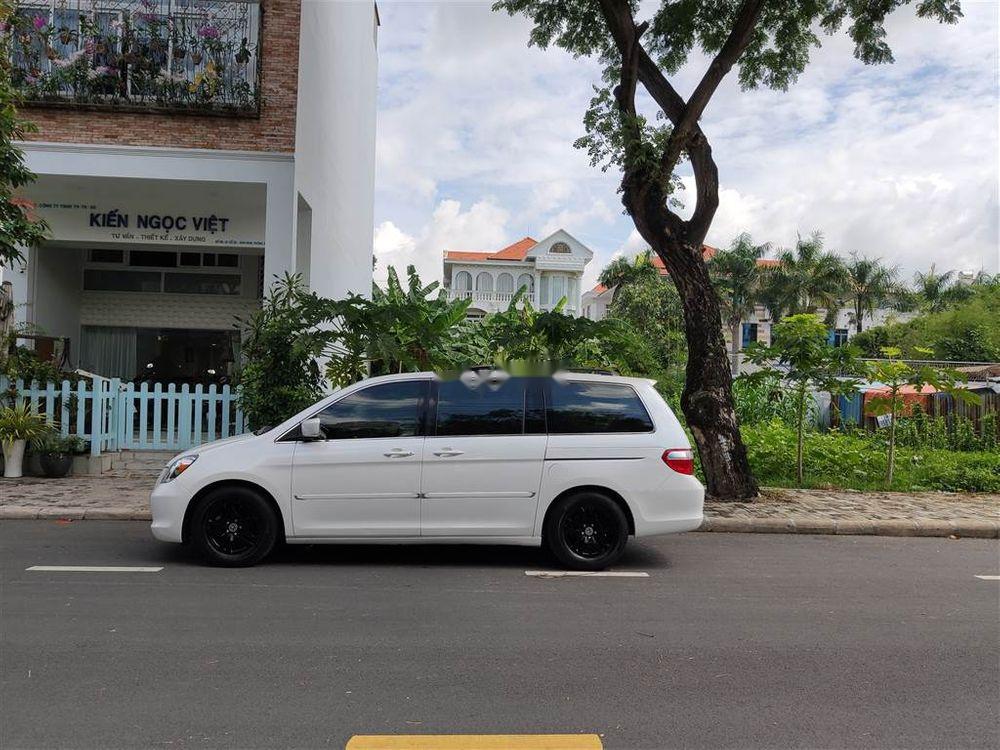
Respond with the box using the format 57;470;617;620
497;273;514;293
517;273;534;293
476;272;493;292
454;271;472;291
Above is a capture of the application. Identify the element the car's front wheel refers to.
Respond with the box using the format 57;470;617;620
190;486;279;567
544;491;629;571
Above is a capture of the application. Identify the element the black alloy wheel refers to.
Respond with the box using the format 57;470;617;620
544;491;629;571
190;486;278;567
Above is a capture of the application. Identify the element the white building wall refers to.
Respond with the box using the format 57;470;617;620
294;0;378;300
79;292;258;330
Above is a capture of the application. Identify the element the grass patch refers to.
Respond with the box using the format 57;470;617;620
740;420;1000;493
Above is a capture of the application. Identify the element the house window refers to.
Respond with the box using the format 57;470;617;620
84;249;244;296
539;276;549;305
475;272;493;292
497;273;514;293
830;328;849;347
164;273;241;295
130;250;177;268
517;273;534;294
550;241;571;254
741;323;758;349
454;271;472;291
84;269;162;293
89;249;124;264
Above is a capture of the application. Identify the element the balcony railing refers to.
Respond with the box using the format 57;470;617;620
446;289;581;313
5;0;261;116
449;289;531;307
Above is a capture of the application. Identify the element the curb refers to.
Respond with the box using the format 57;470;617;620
697;516;999;539
0;507;152;521
1;508;996;538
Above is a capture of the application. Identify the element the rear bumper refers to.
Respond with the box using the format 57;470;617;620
634;514;704;536
632;482;705;537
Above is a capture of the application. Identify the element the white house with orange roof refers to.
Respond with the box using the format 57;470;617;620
443;230;594;318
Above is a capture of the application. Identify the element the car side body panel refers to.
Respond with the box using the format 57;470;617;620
150;372;704;547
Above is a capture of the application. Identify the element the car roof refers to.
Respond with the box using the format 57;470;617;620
354;370;657;389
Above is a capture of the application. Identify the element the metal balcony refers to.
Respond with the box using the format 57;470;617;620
6;0;261;116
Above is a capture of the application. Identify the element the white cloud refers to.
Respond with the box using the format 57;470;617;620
375;1;1000;287
374;198;511;285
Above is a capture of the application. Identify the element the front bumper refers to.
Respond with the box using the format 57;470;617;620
150;479;189;543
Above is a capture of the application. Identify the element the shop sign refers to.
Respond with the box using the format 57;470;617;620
29;190;265;248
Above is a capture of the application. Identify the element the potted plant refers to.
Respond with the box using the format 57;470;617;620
32;432;84;478
0;404;48;479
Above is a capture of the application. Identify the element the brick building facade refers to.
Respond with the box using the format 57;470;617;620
7;0;378;384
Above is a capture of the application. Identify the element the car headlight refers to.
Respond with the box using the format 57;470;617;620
161;455;198;483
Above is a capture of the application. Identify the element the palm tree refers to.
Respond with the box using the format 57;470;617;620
762;232;846;322
598;249;660;304
913;265;973;312
842;254;900;333
709;233;770;375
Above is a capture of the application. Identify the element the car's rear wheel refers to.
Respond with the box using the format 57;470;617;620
544;491;629;571
190;486;278;567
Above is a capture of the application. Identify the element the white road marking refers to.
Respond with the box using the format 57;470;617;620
26;566;163;573
525;570;649;578
974;575;1000;581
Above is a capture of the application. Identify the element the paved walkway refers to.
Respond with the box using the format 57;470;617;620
1;475;997;537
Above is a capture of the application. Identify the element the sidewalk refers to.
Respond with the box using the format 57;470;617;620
1;475;997;537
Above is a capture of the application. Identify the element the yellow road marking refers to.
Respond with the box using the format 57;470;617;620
346;735;603;750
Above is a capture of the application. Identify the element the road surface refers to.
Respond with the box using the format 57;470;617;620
1;521;997;749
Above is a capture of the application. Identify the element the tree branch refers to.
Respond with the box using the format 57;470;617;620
631;0;764;245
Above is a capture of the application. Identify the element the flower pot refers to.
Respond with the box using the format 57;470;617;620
40;452;73;478
2;439;26;479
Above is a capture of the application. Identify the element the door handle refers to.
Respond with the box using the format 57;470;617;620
433;449;464;457
384;449;414;458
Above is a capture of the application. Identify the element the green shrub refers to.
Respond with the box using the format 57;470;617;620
236;274;329;430
852;284;1000;361
30;431;85;455
732;375;798;426
741;420;1000;492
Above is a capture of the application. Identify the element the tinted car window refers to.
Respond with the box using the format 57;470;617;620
547;381;654;433
435;377;526;436
317;381;425;439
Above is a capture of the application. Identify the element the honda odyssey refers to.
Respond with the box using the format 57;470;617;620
150;370;704;569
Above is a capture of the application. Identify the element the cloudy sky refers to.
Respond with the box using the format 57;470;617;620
372;0;999;290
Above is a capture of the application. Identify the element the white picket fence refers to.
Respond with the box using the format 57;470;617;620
1;377;248;455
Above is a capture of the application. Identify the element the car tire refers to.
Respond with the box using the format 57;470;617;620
190;486;279;567
544;491;629;571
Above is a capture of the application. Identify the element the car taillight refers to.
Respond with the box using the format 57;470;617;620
662;448;694;475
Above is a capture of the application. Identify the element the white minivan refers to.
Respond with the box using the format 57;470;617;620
150;370;704;569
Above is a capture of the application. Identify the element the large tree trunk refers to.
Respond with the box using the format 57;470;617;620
651;238;759;501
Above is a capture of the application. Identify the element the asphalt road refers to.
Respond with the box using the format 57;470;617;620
1;521;998;750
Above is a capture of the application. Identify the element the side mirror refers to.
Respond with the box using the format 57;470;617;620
300;417;323;440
